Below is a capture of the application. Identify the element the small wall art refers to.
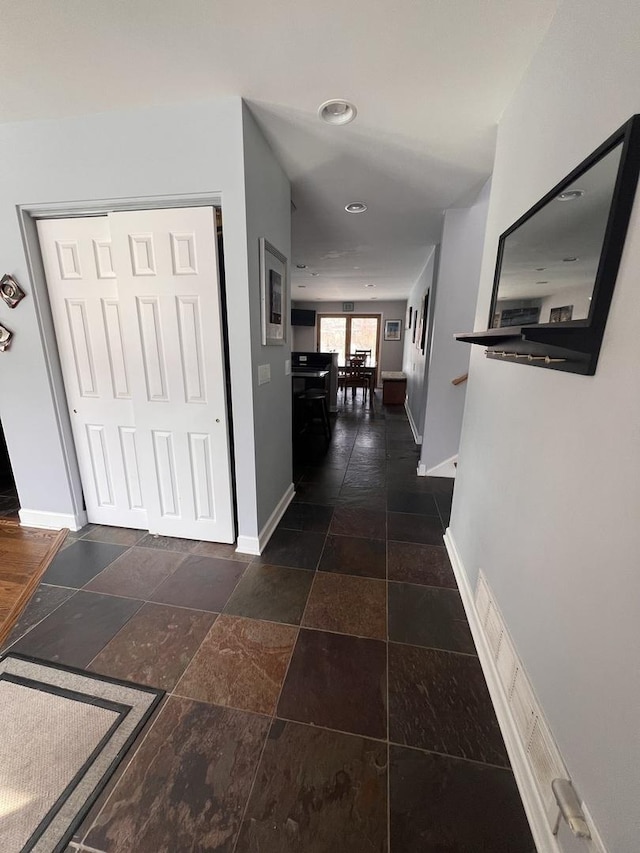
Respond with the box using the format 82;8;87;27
260;238;288;346
384;319;402;341
342;301;354;312
550;304;574;323
0;274;26;309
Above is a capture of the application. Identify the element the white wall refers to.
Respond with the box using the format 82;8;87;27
291;300;407;376
401;249;436;440
241;103;292;530
451;2;640;850
420;180;490;473
0;96;290;543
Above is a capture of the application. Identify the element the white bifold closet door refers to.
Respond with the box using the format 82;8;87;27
37;207;234;543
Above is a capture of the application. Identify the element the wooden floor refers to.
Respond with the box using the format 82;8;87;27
0;520;67;647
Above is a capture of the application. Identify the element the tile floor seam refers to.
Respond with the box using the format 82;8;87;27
388;740;515;771
229;620;302;853
1;587;80;652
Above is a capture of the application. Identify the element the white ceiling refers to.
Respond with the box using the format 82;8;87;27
0;0;557;301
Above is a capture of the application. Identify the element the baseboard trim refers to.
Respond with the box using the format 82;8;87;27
404;399;422;445
19;508;86;532
236;483;295;557
443;529;562;853
426;454;458;478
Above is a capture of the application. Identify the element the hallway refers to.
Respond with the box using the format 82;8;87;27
1;401;534;852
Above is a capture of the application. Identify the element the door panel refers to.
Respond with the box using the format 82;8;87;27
37;217;148;528
109;207;234;542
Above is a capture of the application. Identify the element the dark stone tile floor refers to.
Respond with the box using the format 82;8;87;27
2;397;534;852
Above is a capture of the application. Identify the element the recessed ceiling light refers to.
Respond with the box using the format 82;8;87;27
318;99;357;125
310;272;320;277
370;297;378;300
536;281;549;284
364;284;376;288
298;285;306;288
562;256;579;262
535;267;546;271
296;263;307;269
556;190;584;202
345;202;367;214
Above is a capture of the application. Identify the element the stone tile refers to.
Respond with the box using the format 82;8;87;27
42;540;129;588
302;572;386;639
299;467;346;487
235;720;388;853
224;563;313;625
387;541;456;587
388;644;509;766
84;546;185;598
149;555;246;612
193;541;256;562
341;468;387;489
387;512;444;546
84;696;270;853
10;591;143;667
81;525;146;546
318;534;386;579
390;746;534;852
330;507;386;539
386;490;439;516
292;481;341;506
388;583;475;654
278;629;387;740
88;603;216;690
137;533;198;552
1;583;74;650
336;486;387;511
256;528;326;571
280;502;334;533
176;615;297;715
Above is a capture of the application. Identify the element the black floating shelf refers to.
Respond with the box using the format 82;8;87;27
455;324;600;375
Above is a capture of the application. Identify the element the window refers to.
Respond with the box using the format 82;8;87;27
317;314;380;365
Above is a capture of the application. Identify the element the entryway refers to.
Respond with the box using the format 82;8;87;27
36;206;234;543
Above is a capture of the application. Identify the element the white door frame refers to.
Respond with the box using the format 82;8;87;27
17;192;230;532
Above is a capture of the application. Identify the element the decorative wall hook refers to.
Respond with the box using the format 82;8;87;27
0;274;26;309
0;323;13;351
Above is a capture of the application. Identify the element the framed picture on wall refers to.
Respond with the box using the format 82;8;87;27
384;319;402;341
420;293;429;354
260;238;288;345
550;304;574;323
412;307;417;343
405;305;412;330
416;295;424;349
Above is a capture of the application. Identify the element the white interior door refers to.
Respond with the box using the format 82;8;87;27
109;207;234;543
37;216;148;529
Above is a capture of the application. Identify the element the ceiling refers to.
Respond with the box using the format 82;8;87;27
0;0;557;301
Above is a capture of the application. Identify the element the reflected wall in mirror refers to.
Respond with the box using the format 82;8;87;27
490;141;623;328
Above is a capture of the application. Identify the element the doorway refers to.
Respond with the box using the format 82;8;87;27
36;206;235;543
0;421;19;521
317;314;381;365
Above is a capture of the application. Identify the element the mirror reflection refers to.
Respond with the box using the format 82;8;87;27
491;141;623;327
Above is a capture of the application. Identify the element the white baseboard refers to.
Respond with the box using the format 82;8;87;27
19;508;86;532
404;399;422;445
443;529;607;853
236;483;295;556
426;454;458;478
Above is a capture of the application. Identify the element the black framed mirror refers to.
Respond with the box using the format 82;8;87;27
457;114;640;374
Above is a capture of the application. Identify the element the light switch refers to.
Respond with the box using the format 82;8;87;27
258;363;271;385
285;359;291;375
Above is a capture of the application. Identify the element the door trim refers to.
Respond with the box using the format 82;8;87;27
17;193;225;531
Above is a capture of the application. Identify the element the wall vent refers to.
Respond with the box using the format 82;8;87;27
475;571;567;828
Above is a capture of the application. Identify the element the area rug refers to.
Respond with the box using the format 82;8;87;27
0;521;68;647
0;654;163;853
